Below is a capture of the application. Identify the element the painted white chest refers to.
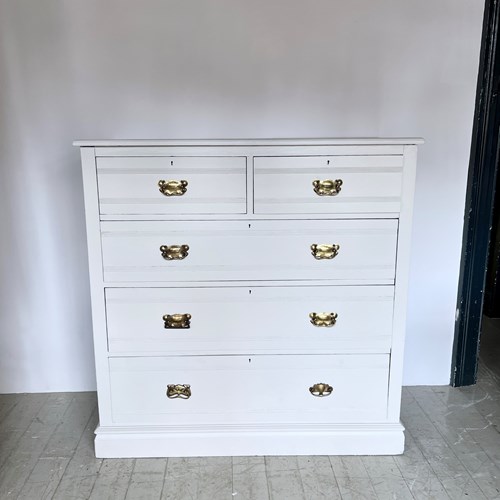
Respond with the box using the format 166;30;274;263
76;138;421;457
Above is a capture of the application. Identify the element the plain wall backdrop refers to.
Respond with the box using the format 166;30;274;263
0;0;484;392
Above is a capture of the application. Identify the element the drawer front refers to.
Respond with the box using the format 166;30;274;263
106;286;394;354
109;354;390;425
97;156;247;215
254;155;403;214
101;219;398;283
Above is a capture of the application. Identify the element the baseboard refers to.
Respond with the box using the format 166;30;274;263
94;422;405;458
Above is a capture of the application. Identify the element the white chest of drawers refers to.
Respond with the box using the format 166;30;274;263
76;138;421;458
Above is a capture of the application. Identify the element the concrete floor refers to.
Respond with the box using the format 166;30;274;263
1;340;500;499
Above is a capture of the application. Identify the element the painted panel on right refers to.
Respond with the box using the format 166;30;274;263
254;155;403;214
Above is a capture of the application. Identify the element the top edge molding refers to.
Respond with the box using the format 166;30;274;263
73;138;424;147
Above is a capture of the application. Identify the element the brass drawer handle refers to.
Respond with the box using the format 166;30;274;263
309;383;333;397
160;244;189;260
163;313;191;329
309;312;337;327
313;179;342;196
158;179;188;196
166;384;191;399
311;244;340;260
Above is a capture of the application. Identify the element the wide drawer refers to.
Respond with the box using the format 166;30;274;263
109;354;390;425
254;155;403;214
105;286;394;354
101;219;398;283
97;156;247;215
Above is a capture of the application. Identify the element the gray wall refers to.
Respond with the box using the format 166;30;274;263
0;0;483;392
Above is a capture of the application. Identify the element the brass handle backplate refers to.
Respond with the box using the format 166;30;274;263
166;384;191;399
311;244;340;260
160;244;189;260
309;383;333;397
163;313;191;329
309;312;338;327
158;179;188;196
313;179;342;196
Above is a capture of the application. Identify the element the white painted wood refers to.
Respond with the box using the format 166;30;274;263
387;145;418;421
108;354;390;425
100;219;398;283
97;156;247;215
254;155;403;214
104;279;396;287
95;145;407;160
94;423;405;458
99;212;400;221
76;138;419;457
74;138;424;147
79;147;113;426
105;286;394;355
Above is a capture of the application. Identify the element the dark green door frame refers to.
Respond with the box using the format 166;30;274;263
452;0;500;386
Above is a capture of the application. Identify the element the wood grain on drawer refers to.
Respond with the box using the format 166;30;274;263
97;156;246;215
105;286;394;355
109;354;390;425
101;219;398;283
254;155;403;214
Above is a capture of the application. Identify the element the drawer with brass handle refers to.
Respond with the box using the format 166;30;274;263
166;384;191;399
309;312;338;327
100;219;397;283
310;244;340;260
105;286;394;355
160;244;189;261
309;383;334;397
254;155;403;214
109;354;389;425
158;179;188;197
312;179;343;196
96;156;247;215
163;313;191;329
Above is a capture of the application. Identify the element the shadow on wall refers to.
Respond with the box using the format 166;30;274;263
0;2;95;392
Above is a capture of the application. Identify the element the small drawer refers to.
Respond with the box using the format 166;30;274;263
109;354;390;425
254;155;403;214
100;219;398;283
105;286;394;355
97;156;247;215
